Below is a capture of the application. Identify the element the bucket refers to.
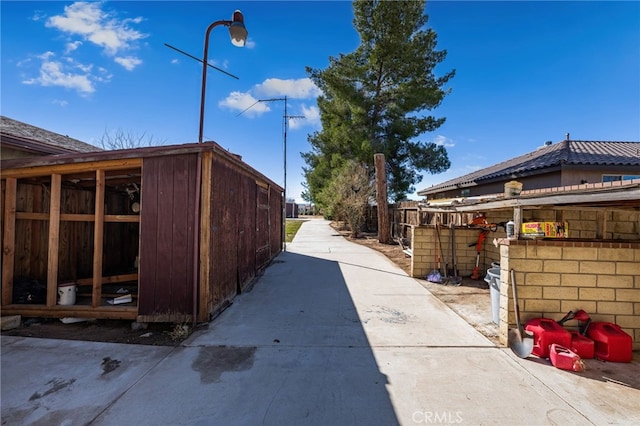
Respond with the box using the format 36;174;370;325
58;283;77;305
504;181;523;197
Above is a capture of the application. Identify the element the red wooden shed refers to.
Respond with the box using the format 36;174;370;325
1;142;283;323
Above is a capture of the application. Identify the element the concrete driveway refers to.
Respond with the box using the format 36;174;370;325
2;219;639;425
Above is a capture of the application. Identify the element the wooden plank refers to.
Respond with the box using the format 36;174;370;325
199;151;213;322
15;213;138;222
138;157;160;315
92;169;105;307
0;304;138;320
2;178;17;305
76;273;138;286
1;158;143;179
154;157;175;312
513;207;523;240
104;215;140;222
16;212;50;220
170;154;192;314
46;174;62;306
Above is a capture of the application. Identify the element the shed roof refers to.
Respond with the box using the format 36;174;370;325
0;142;283;191
418;139;640;196
0;115;101;155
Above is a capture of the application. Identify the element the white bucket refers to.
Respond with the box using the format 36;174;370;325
58;283;77;305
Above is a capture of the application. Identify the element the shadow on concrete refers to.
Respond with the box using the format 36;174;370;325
133;251;401;425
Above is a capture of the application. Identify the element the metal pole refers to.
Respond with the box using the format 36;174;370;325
198;20;231;144
283;96;287;251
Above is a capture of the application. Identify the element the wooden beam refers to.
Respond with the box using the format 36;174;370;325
75;273;138;286
15;212;139;222
92;169;105;307
198;151;213;322
0;304;138;320
1;158;143;179
513;207;523;240
104;215;140;223
2;178;17;305
47;174;62;306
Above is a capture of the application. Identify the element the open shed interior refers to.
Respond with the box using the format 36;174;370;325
2;163;143;318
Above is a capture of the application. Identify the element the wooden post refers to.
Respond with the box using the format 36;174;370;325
374;153;390;244
47;174;62;306
2;178;17;305
92;169;105;307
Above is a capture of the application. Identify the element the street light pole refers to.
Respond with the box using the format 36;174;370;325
198;10;248;143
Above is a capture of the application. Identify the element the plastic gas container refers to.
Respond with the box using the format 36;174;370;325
525;318;572;358
569;331;594;359
586;322;632;363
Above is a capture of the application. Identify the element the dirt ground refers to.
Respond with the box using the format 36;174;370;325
1;317;192;346
2;223;497;346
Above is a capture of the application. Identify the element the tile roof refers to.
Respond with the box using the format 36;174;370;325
1;115;101;154
418;140;640;195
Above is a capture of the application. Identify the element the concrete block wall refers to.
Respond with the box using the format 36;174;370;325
499;240;640;351
519;209;640;240
410;226;484;279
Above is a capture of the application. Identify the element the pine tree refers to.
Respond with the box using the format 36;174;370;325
303;0;454;204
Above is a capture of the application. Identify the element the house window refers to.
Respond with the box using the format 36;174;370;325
602;174;640;182
460;189;471;197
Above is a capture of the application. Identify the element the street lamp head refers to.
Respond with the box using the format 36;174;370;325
229;10;247;47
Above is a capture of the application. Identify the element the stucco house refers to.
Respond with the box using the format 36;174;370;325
417;137;640;200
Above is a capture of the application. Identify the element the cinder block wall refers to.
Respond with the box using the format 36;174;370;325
499;240;640;351
514;209;640;240
411;210;639;351
411;226;481;279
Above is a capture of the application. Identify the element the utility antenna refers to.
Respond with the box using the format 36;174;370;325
238;96;305;251
165;43;239;79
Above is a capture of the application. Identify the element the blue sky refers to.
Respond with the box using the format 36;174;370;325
2;1;639;203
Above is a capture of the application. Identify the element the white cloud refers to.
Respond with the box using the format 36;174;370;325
114;56;142;71
65;40;82;53
171;58;179;65
289;104;320;129
46;2;146;56
219;91;271;117
52;99;69;107
433;135;455;148
23;2;146;93
254;78;321;99
23;55;95;94
220;78;321;127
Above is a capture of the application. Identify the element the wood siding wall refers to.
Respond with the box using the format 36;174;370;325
138;154;197;318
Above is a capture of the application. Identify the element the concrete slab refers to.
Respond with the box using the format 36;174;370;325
1;336;174;425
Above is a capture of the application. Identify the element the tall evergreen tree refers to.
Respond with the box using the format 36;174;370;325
302;0;454;204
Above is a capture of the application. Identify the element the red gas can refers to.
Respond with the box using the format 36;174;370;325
569;331;594;359
549;344;585;372
525;318;572;358
586;322;632;363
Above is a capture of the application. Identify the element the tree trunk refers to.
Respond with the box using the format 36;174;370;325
374;153;390;244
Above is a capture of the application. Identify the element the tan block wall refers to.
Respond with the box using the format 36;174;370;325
411;213;640;351
410;226;486;279
499;240;640;351
522;209;640;240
